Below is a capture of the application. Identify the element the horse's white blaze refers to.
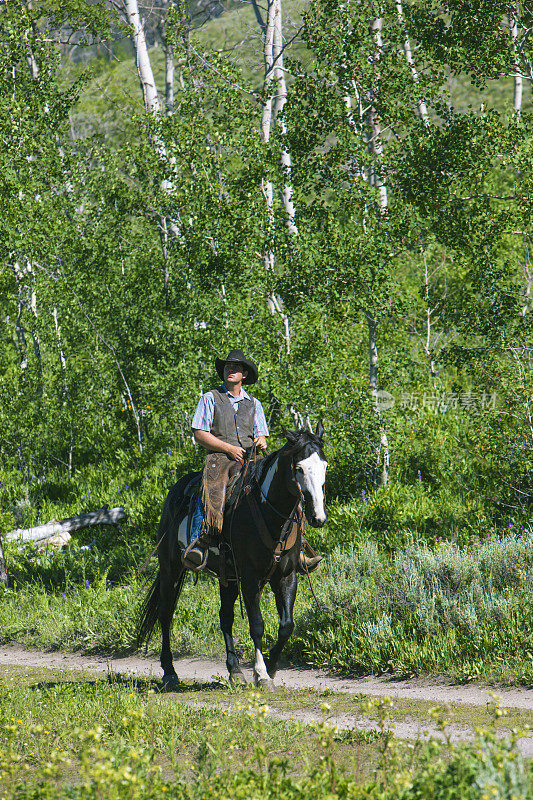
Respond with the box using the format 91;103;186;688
260;459;278;503
253;648;270;683
296;452;328;523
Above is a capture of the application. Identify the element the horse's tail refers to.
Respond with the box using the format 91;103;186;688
136;568;188;648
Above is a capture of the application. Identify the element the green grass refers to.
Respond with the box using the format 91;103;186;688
1;664;532;799
196;684;533;736
0;664;389;791
291;536;533;682
4;531;533;684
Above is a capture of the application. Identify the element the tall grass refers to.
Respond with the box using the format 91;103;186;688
288;532;533;681
3;533;533;683
0;564;281;660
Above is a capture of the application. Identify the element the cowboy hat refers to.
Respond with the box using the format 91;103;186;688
215;349;258;385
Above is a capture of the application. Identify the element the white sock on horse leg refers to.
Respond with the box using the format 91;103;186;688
253;649;270;682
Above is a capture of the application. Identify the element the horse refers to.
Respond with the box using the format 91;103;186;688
137;421;328;688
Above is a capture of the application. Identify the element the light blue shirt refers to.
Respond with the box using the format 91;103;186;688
191;385;269;437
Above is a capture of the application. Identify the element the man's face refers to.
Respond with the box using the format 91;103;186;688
224;360;248;384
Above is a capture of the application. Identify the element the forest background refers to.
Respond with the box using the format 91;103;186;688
1;0;533;681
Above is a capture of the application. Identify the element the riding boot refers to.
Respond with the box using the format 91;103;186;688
297;537;323;574
182;533;210;572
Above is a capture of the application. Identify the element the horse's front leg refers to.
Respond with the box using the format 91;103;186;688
242;576;273;689
267;570;297;680
219;581;246;685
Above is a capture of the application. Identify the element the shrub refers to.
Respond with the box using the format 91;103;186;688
288;532;533;679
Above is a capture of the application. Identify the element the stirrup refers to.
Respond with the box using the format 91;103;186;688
298;551;323;574
182;542;208;572
298;536;322;574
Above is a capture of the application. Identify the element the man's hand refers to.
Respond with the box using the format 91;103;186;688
226;444;246;463
254;435;267;451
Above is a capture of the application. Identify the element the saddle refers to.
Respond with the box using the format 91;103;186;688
176;454;242;582
178;451;310;581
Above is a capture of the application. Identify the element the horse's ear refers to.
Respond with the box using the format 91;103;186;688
315;419;325;440
283;428;298;444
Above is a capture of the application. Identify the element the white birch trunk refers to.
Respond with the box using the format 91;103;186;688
341;20;392;483
422;254;437;376
6;507;127;543
521;246;532;316
260;0;276;229
159;215;170;303
365;14;390;486
53;306;74;472
18;28;43;390
0;537;7;587
272;0;297;235
120;373;143;454
53;307;67;382
260;0;292;353
367;17;388;213
395;0;429;124
164;41;174;117
365;311;389;487
509;8;523;117
157;1;175;117
125;0;161;113
14;280;28;371
122;0;181;296
509;10;529;314
14;259;43;391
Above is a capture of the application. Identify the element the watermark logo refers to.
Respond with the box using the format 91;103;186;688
376;391;498;413
376;390;395;411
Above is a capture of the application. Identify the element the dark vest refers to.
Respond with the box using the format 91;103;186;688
210;389;255;448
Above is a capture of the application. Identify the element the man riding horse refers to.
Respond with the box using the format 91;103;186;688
182;348;322;574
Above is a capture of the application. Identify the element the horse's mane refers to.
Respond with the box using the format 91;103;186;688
250;429;325;484
249;446;285;484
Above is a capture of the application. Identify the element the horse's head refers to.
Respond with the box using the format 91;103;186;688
284;421;328;528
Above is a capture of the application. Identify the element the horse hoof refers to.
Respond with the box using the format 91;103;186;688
255;677;274;691
161;674;179;691
229;671;247;687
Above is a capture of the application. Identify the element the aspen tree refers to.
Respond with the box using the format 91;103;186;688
395;0;429;125
255;0;296;354
113;0;181;309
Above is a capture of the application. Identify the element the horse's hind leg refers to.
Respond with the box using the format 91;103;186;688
159;565;182;688
219;581;246;685
267;571;297;680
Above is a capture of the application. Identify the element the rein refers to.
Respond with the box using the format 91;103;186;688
134;531;167;581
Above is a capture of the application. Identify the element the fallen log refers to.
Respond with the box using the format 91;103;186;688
5;506;127;543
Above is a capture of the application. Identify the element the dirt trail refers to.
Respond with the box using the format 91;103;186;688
2;646;533;756
2;645;532;708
